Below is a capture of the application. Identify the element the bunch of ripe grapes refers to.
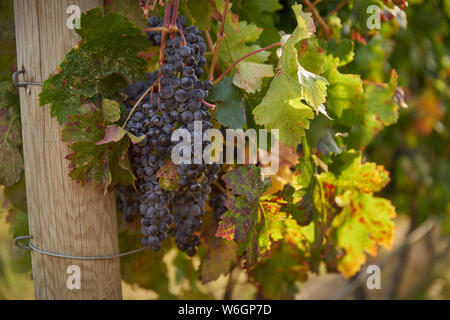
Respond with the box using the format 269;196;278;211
116;14;225;256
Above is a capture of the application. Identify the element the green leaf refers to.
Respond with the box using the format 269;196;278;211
0;1;15;82
296;156;317;188
233;61;274;94
301;149;397;278
4;174;27;213
104;0;149;30
0;105;23;187
298;38;363;126
305;113;332;150
253;5;327;148
208;77;247;129
365;83;398;126
322;39;355;67
325;68;366;125
39;8;148;124
218;20;267;63
8;210;29;240
102;99;121;123
253;72;314;148
285;158;320;226
213;5;274;90
259;195;286;253
347;71;400;149
297;39;327;75
253;243;309;299
352;0;385;32
156;159;180;191
6;209;32;273
332;191;396;278
61;107;134;190
326;150;390;193
185;0;215;30
297;65;328;112
232;0;283;45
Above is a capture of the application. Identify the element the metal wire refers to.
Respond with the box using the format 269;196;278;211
14;235;148;260
12;69;43;88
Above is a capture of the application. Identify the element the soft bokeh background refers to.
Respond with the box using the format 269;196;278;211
0;0;448;299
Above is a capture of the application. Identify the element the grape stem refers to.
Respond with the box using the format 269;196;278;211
158;3;173;108
177;17;187;46
214;182;228;196
332;0;351;15
208;0;229;81
142;27;170;33
301;0;332;39
212;42;283;86
201;99;216;110
170;0;180;27
362;80;389;88
208;0;223;20
122;81;159;129
169;0;180;39
204;30;215;53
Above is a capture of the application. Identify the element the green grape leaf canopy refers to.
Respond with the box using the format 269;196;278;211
39;8;148;124
253;5;328;148
61;105;134;191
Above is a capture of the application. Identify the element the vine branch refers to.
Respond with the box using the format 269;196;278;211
333;0;351;15
177;17;187;46
204;30;215;53
208;0;229;81
208;0;223;20
169;0;180;36
142;26;170;33
158;2;173;107
301;0;331;39
362;80;389;88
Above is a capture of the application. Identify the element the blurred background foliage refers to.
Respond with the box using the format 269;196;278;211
0;0;448;299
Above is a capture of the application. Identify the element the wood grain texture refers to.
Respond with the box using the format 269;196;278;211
14;0;122;300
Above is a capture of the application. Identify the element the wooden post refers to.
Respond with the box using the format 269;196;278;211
14;0;122;300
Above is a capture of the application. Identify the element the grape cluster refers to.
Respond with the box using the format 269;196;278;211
171;163;220;256
124;71;174;251
116;184;140;223
210;193;228;220
117;15;218;255
147;15;207;79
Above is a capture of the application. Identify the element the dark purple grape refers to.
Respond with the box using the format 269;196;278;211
161;63;174;76
148;16;160;27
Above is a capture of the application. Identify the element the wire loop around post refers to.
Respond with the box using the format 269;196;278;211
14;235;148;260
14;235;32;250
12;68;43;88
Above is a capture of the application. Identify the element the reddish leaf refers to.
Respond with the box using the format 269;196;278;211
201;212;237;284
95;125;127;145
156;159;180;191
